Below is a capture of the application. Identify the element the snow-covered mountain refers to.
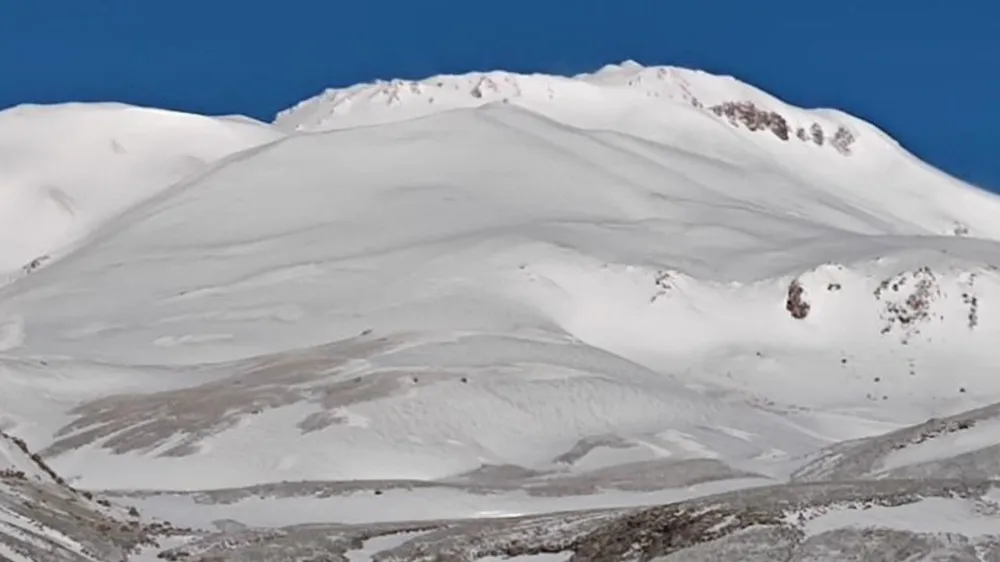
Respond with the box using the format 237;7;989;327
1;61;999;560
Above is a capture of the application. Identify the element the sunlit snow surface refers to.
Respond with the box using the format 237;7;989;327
1;61;999;560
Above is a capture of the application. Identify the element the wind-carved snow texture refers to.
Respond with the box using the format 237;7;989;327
4;60;1000;560
0;103;282;278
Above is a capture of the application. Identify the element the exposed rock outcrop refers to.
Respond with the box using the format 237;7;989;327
786;279;811;319
709;101;855;155
710;101;790;141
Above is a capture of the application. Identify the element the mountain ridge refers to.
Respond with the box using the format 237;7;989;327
274;61;863;156
269;61;1000;243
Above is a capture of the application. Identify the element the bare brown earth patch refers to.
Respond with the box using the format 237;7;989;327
43;333;432;458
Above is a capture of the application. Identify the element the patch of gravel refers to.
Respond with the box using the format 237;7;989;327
650;526;801;562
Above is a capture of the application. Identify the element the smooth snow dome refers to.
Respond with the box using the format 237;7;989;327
0;103;282;276
2;62;1000;560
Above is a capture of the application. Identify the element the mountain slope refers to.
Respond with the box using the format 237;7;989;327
0;103;282;278
2;62;1000;560
3;102;1000;490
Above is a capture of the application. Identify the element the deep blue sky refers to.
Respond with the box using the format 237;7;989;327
1;2;997;190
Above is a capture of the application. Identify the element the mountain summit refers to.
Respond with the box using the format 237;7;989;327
276;61;858;155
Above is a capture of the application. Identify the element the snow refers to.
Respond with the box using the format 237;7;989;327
345;531;434;561
2;60;1000;557
109;476;771;530
276;63;1000;244
0;102;282;278
478;554;572;562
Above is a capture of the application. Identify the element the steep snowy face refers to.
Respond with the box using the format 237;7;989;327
0;103;283;277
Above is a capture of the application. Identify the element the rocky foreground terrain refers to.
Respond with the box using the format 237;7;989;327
4;419;1000;561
